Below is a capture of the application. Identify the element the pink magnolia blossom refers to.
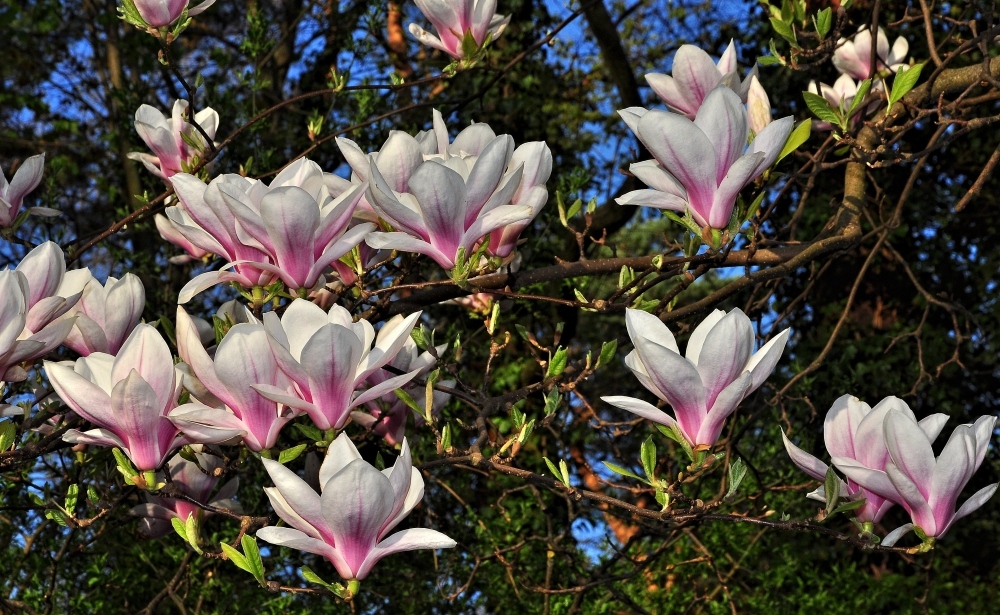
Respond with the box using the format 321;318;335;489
0;243;90;383
835;411;997;545
45;324;191;471
782;395;948;524
351;324;451;445
170;306;298;452
60;271;145;356
131;0;216;28
130;447;240;537
408;0;510;59
603;308;788;450
618;87;793;229
646;41;757;119
128;100;219;180
254;299;423;431
0;154;46;227
833;26;909;80
256;434;456;581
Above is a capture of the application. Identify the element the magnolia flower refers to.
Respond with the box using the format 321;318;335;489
603;308;788;450
352;326;451;445
130;447;240;537
168;158;373;302
807;74;883;131
254;299;423;431
836;411;997;545
170;307;298;452
746;75;771;135
0;154;46;227
155;212;211;264
339;110;548;267
0;243;90;383
131;0;217;28
256;434;456;581
833;26;909;80
128;100;219;180
618;87;793;230
60;272;145;357
408;0;510;59
782;395;948;524
46;324;190;471
646;41;756;119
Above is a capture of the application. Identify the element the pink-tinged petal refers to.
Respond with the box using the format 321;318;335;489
852;396;905;468
884;409;936;498
355;528;456;580
408;24;453;56
365;232;454;268
885;462;938;534
629;161;686;198
832;457;902;504
304;222;373;288
16;242;65;307
471;164;522;218
367;162;429;239
44;361;115;428
414;0;462;49
917;413;950;444
716;40;738;74
697;371;751;445
618;107;649;134
250;384;316;414
103;274;146;354
187;0;216;17
261;458;331;540
971;414;996;468
378;439;415;538
319;433;364;488
684;310;725;365
408;162;467;255
880;523;914;547
693;309;754;407
321;460;396;577
112;324;175;412
63;427;126;449
259;186;321;288
626;308;679;354
375;132;425;193
744;328;789;391
461;204;532;251
709;152;764;228
175;307;231;407
603;396;677;428
646;73;694;116
352;371;421;409
887;37;909;67
694;87;748;183
26;296;70;334
833;39;870;80
296;323;364;430
929;426;974;521
464;136;513;222
672;45;724;110
360;312;422;378
255;526;342;570
949;483;999;528
336;137;370;182
629;341;706;438
7;154;45;208
635;111;717;219
177;270;245;304
615;189;690;213
748;116;794;174
780;429;829;482
823;395;870;460
213;324;285;441
510;141;552;196
168;403;247;443
111;370;170;470
450;123;498;157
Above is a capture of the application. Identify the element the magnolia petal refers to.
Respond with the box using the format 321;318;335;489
355;528;457;580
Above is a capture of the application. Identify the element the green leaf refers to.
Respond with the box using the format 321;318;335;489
441;424;452;451
758;54;783;67
847;79;873;117
888;63;925;112
769;17;797;44
777;120;812;163
241;535;266;582
566;198;583;220
546;347;568;378
726;458;748;498
220;542;253;573
515;324;531;341
64;484;79;515
597;340;617;368
603;461;646;482
824;466;842;518
86;486;100;506
278;443;308;465
293;424;324;443
300;565;345;596
640;436;657;481
543;389;561;416
830;498;866;516
171;517;189;542
0;420;15;452
559;459;571;486
813;7;831;38
543;457;562;481
802;91;842;127
45;510;69;527
394;388;422;413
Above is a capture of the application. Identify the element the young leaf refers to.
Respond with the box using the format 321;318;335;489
726;458;748;498
847;79;873;117
220;542;253;574
824;466;842;517
293;423;324;443
64;484;79;515
769;17;797;44
888;63;925;113
640;436;657;481
603;461;646;482
543;389;561;416
278;443;308;465
0;420;15;452
546;347;568;378
241;535;266;585
300;565;345;596
802;92;842;127
597;340;617;368
813;7;831;38
777;120;812;163
543;457;562;481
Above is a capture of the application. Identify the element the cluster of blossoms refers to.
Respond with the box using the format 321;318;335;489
809;26;911;131
618;42;794;238
783;396;996;545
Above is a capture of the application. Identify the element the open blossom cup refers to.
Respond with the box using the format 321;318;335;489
60;272;145;357
603;308;788;452
834;411;997;545
408;0;510;59
256;434;456;582
782;395;948;524
45;324;191;472
129;100;219;180
833;26;909;80
130;0;217;28
618;86;793;231
645;41;757;119
0;154;46;228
